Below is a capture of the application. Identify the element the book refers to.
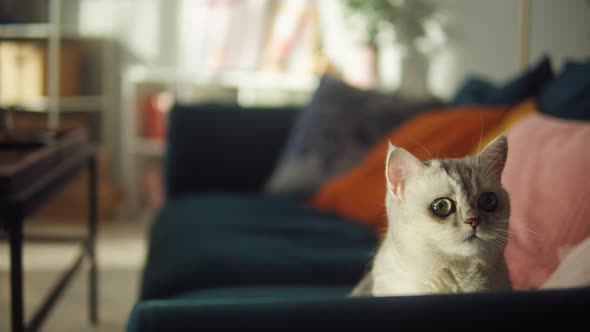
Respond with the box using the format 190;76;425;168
0;41;81;107
225;0;273;70
261;0;319;74
204;0;235;71
142;91;173;141
284;3;320;75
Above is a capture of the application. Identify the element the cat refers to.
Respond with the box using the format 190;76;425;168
351;136;512;296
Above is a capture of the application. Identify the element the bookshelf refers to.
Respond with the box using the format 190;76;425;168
0;23;81;39
0;0;113;129
2;95;106;112
0;0;119;222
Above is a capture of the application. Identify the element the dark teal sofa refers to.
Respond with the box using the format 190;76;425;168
126;103;589;331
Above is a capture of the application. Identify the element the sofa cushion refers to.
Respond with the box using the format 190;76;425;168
452;55;553;106
541;236;590;290
264;74;442;197
503;113;590;289
171;286;349;302
140;194;378;300
536;58;590;120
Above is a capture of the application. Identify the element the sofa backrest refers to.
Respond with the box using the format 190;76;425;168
165;103;299;199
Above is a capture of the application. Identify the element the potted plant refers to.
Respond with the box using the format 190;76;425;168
343;0;440;97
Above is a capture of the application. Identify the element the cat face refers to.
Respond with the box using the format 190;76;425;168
385;136;510;258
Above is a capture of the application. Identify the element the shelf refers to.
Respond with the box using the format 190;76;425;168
0;95;105;112
134;138;165;157
126;65;319;92
0;23;51;38
0;23;83;39
194;70;318;91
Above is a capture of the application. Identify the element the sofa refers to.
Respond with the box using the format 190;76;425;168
126;57;590;331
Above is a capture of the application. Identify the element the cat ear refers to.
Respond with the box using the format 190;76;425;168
386;143;425;199
477;135;508;179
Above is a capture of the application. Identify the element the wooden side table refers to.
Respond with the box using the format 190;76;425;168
0;129;99;332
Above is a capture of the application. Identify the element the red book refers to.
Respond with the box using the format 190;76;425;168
142;92;173;141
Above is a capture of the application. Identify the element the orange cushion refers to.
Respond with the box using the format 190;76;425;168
310;106;510;230
470;99;538;154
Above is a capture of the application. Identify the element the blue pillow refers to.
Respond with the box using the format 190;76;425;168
536;58;590;121
264;75;443;197
451;77;498;106
452;56;554;106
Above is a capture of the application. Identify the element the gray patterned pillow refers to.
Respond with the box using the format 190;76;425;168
264;75;442;197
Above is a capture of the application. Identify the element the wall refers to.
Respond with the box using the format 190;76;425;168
320;0;590;99
78;0;167;65
428;0;521;98
530;0;590;69
432;0;590;98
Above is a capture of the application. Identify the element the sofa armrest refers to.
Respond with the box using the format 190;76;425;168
126;287;589;331
165;103;299;199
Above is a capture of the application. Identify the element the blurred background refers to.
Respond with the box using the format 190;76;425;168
1;0;589;218
0;0;589;331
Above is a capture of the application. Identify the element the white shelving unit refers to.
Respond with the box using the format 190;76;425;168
124;65;318;106
0;23;80;39
1;95;106;113
0;0;113;141
133;137;166;158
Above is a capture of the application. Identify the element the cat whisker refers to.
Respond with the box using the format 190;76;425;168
475;116;485;169
490;234;510;242
487;229;510;238
479;150;505;183
494;220;543;237
412;140;435;160
490;237;508;248
492;227;543;241
479;143;507;183
478;115;484;154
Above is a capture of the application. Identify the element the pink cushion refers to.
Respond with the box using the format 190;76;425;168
503;113;590;290
541;236;590;290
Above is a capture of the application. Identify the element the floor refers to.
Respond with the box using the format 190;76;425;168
0;217;150;332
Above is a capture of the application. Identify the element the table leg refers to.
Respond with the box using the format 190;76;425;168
88;156;99;325
9;218;24;332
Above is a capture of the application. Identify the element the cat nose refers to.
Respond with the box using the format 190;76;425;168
465;217;481;229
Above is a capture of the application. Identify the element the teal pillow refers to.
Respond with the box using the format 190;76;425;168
451;77;497;106
264;75;442;197
537;58;590;120
452;55;554;106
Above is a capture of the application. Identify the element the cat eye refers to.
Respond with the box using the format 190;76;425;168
430;198;455;218
478;192;498;212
